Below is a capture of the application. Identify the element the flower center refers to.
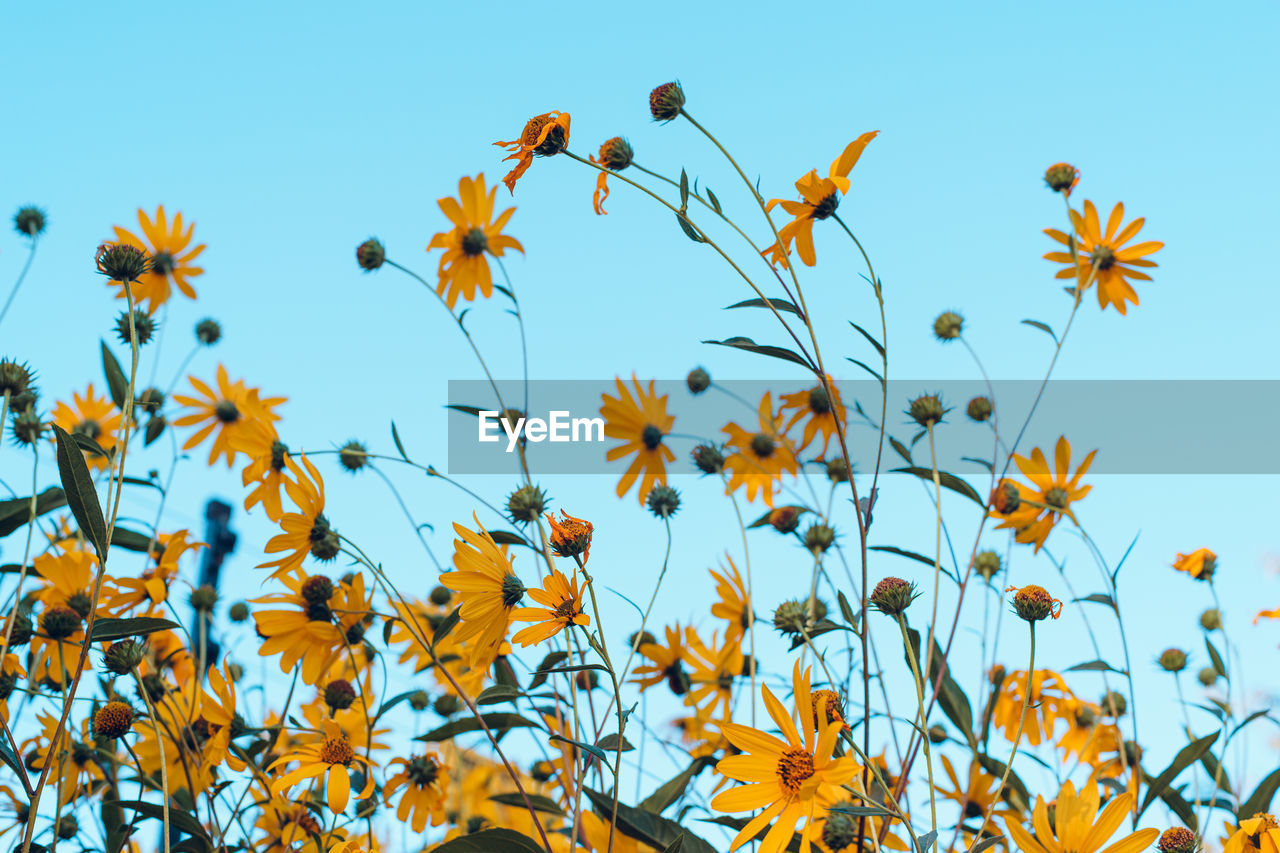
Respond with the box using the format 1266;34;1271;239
214;400;240;424
775;748;815;796
319;736;354;766
553;599;579;621
750;433;775;459
808;386;831;415
501;573;526;608
641;424;663;450
1090;245;1116;270
270;440;289;472
1043;486;1069;509
811;192;840;220
406;755;440;787
461;227;488;257
73;419;101;441
150;251;175;276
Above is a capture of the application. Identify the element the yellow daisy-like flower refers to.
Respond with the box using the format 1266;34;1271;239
427;173;524;310
269;720;374;814
580;810;661;853
779;379;847;456
935;754;1020;830
495;111;571;193
109;205;206;312
51;384;121;472
253;793;331;853
711;663;859;853
384;753;449;833
258;454;336;579
231;419;292;521
991;436;1095;552
511;568;589;647
631;624;689;695
1172;547;1217;581
600;375;676;504
709;558;752;644
683;628;745;720
1044;200;1163;314
103;529;204;615
253;570;370;685
991;668;1074;747
723;393;798;507
1225;814;1280;853
1003;781;1157;853
172;364;285;468
438;517;524;668
763;131;878;268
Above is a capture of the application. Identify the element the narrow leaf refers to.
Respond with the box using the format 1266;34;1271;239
90;617;180;642
1139;730;1220;816
100;340;129;409
704;336;808;368
725;296;805;320
51;424;109;562
892;466;985;506
1020;319;1058;343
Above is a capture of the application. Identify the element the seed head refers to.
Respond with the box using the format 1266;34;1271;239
356;238;385;271
507;483;549;524
646;484;681;519
545;510;593;561
824;456;851;483
1199;608;1221;631
40;605;82;640
649;82;686;122
300;575;335;606
597;137;634;171
429;585;452;606
972;550;1002;583
804;523;836;554
686;367;710;394
95;242;151;283
190;584;218;613
0;360;36;399
93;701;135;740
907;393;947;428
870;577;919;616
691;443;725;475
104;639;146;675
324;679;357;712
772;600;811;636
1008;584;1062;622
229;602;250;622
115;310;156;346
933;311;964;341
1157;827;1199;853
1099;690;1127;717
3;612;32;647
1044;163;1080;194
338;440;368;473
10;405;45;445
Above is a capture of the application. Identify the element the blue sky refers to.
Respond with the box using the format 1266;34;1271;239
3;0;1279;841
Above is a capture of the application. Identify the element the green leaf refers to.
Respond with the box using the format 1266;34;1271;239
640;756;715;814
596;733;635;753
871;545;937;569
849;321;886;357
391;421;412;462
51;424;109;562
905;629;977;750
551;732;608;763
109;800;211;851
679;168;689;209
101;340;129;409
675;211;703;242
1205;638;1228;679
917;830;939;853
846;356;885;386
477;685;521;705
489;530;533;547
432;828;545;853
109;526;155;552
528;651;567;690
662;835;685;853
829;803;897;818
488;792;564;816
1066;660;1126;674
90;616;180;642
1139;730;1220;816
1073;593;1116;609
969;836;1006;853
1200;750;1233;796
725;296;805;320
0;730;25;791
706;188;722;214
976;754;1030;812
704;336;808;368
583;788;718;853
1239;766;1280;820
433;606;461;646
415;713;538;742
837;591;858;628
891;466;985;506
0;487;66;538
1020;319;1058;344
889;436;913;465
445;404;485;417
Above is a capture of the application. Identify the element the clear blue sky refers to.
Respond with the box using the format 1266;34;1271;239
3;0;1278;840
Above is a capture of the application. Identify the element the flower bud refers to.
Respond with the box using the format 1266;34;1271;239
1197;667;1218;686
646;484;681;519
772;600;810;636
1199;608;1221;631
408;690;431;711
927;724;947;744
13;205;46;238
104;640;146;675
0;359;36;399
229;602;250;623
40;605;82;640
686;367;710;394
972;550;1002;583
870;577;919;616
804;523;836;554
575;669;599;691
768;506;802;534
1099;690;1127;717
597;137;634;171
966;396;993;422
1044;163;1080;194
907;393;947;428
628;630;656;652
433;693;461;716
3;612;32;647
1158;648;1188;673
300;575;335;606
190;584;218;613
429;585;452;606
649;82;686;121
933;311;963;341
692;444;725;475
115;310;156;347
324;679;357;712
507;484;549;524
356;238;385;271
338;440;368;473
825;457;851;483
95;242;151;282
1008;584;1061;622
195;318;222;345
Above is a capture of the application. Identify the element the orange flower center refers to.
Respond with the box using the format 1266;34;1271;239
553;599;580;621
319;735;354;766
811;689;845;729
775;748;815;796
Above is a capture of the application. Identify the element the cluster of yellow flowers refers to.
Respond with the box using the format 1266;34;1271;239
0;79;1275;853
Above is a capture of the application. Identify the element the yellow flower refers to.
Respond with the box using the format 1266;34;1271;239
683;629;744;720
258;454;336;579
1225;814;1280;853
779;379;847;455
723;393;797;507
495;112;571;193
253;794;331;853
764;131;878;268
709;558;752;644
991;669;1074;747
711;663;858;853
600;375;676;504
231;419;292;521
269;720;374;813
511;568;589;646
1044;200;1163;314
545;509;594;563
631;624;689;695
51;384;121;471
253;570;370;685
384;753;449;832
1172;547;1217;581
935;754;1020;831
991;436;1095;552
109;205;206;311
580;810;661;852
104;529;204;615
1003;781;1157;853
439;517;523;668
172;364;285;468
427;173;524;309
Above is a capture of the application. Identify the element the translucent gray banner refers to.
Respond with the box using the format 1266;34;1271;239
445;380;1280;475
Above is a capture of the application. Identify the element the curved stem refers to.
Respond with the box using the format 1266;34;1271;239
976;622;1036;840
0;235;39;331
